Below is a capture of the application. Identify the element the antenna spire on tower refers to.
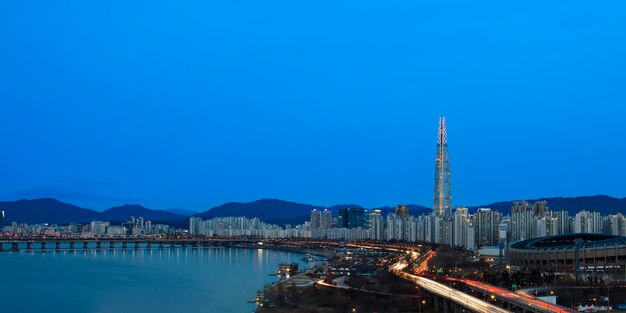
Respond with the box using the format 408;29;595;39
438;117;448;145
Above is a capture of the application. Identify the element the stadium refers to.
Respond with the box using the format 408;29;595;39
508;234;626;275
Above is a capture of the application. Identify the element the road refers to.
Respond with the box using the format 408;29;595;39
315;278;422;298
392;260;512;313
447;278;574;313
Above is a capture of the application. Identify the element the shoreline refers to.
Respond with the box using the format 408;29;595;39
233;243;333;259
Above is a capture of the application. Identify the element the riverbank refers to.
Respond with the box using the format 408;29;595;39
234;242;335;259
256;243;438;312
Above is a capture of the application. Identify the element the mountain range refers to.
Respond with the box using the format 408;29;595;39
1;195;625;227
467;195;626;215
0;198;186;225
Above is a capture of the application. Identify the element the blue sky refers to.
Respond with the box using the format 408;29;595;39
1;1;625;211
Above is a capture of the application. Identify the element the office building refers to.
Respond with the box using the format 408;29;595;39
433;117;452;217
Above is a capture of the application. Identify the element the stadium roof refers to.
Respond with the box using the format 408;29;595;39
510;234;626;251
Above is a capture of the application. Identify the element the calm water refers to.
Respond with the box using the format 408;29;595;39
0;247;310;313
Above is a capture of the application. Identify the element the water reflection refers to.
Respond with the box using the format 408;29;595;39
0;247;310;313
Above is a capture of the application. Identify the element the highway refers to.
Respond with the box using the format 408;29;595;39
289;241;574;313
412;250;435;275
391;247;573;313
315;278;422;298
392;260;512;313
447;278;574;313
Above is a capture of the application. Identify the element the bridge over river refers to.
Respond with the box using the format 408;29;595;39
0;237;261;251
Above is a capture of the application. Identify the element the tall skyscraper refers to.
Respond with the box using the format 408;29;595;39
433;117;452;217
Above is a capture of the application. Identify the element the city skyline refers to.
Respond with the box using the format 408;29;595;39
2;2;625;313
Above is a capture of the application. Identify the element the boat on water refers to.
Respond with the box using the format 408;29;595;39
301;253;315;262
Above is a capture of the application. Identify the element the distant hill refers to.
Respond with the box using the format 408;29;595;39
100;204;186;222
470;195;626;215
327;204;363;214
0;198;98;224
195;199;433;226
165;208;198;216
373;204;431;217
265;215;309;227
195;199;322;220
0;199;186;225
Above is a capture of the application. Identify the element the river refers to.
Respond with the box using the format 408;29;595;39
0;246;311;312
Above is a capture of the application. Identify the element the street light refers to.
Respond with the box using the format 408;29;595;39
419;299;426;313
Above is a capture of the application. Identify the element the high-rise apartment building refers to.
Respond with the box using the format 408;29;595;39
386;213;403;240
475;208;499;247
189;217;203;236
367;209;384;240
321;209;332;229
511;200;548;218
573;210;602;234
454;207;475;249
607;214;626;236
395;205;409;218
433;117;452;217
511;201;530;213
533;201;548;218
310;209;321;230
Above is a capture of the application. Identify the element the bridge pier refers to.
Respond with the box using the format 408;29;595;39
96;242;102;249
11;242;19;251
0;243;3;251
443;299;449;313
83;242;89;249
122;242;127;249
55;242;61;250
134;242;140;249
110;242;115;249
146;242;152;249
158;242;164;249
434;296;439;312
69;242;75;250
26;242;32;250
41;242;46;250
